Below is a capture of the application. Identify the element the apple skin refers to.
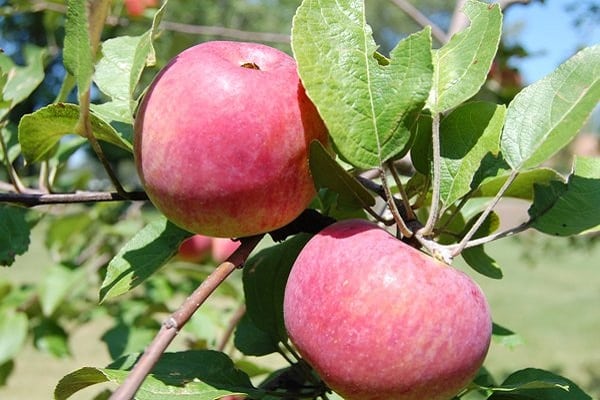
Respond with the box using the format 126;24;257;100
134;41;328;238
283;219;492;400
177;235;212;263
212;238;241;263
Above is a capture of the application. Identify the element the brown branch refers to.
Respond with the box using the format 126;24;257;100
217;303;246;352
0;190;148;207
28;1;291;44
448;0;533;39
388;0;448;44
108;234;264;400
159;21;290;44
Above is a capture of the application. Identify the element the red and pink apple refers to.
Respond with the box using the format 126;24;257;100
177;235;212;263
177;235;241;263
284;219;492;400
134;41;328;238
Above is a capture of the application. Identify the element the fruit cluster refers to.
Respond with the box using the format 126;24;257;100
134;41;492;400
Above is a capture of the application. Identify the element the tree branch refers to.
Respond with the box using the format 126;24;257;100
29;1;291;44
0;190;149;207
217;304;246;352
388;0;448;44
448;0;533;39
108;234;264;400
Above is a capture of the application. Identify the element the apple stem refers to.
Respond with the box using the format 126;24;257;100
386;160;416;221
108;234;264;400
454;220;531;250
420;112;442;236
451;169;519;257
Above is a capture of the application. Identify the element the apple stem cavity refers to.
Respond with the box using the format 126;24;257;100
240;61;260;70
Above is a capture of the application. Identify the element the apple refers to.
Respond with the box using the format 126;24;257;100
134;41;328;238
283;219;492;400
211;237;241;263
177;235;212;263
124;0;157;17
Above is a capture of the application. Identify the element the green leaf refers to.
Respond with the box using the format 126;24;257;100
1;123;23;165
33;318;70;358
460;211;503;278
0;308;28;365
409;112;433;175
100;217;192;302
0;44;47;117
55;351;256;400
0;360;14;386
501;45;600;170
63;0;94;93
95;36;143;122
473;167;565;200
94;5;166;123
462;245;502;279
529;156;600;236
38;264;86;317
243;234;312;344
309;140;375;210
492;322;524;349
438;101;505;205
234;313;280;357
292;0;433;168
0;205;31;267
101;321;157;360
487;368;592;399
427;0;502;113
18;103;132;162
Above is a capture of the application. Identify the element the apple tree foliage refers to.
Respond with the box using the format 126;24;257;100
1;0;599;399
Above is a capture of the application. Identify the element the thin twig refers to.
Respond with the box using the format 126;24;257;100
216;304;246;352
0;123;27;193
379;165;413;238
420;112;441;236
453;221;531;251
386;160;416;221
79;90;129;198
451;170;519;257
109;234;264;400
28;1;291;44
0;190;148;207
388;0;448;44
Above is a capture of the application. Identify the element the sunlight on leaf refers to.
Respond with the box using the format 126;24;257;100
292;0;432;168
501;45;600;170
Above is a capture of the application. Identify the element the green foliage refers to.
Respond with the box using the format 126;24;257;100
0;205;32;266
55;351;256;400
242;234;312;347
0;0;598;398
63;0;94;96
427;0;502;113
309;140;375;211
100;217;192;302
529;156;600;236
292;0;433;168
18;103;132;162
501;45;600;171
0;45;47;120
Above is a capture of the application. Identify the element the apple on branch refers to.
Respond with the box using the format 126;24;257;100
284;219;492;400
134;41;328;238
